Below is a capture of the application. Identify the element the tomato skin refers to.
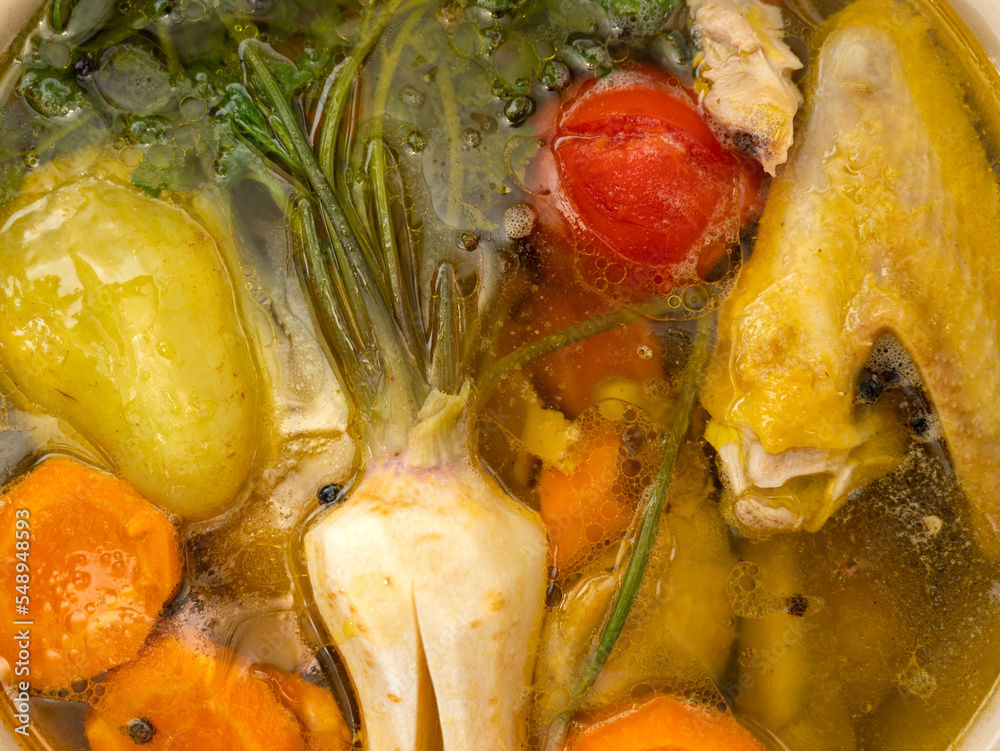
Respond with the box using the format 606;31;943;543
557;73;719;142
554;127;736;268
529;66;765;299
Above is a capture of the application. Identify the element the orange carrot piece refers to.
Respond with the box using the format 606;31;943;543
85;635;309;751
518;282;663;418
539;432;631;573
0;456;182;689
565;695;767;751
253;665;353;751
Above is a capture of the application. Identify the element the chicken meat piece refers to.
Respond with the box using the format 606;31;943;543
688;0;803;174
700;0;1000;553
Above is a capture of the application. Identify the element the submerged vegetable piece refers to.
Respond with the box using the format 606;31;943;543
529;65;762;299
593;443;737;690
305;391;548;751
535;392;682;576
0;456;182;690
539;427;631;573
564;694;766;751
688;0;804;174
732;539;856;750
85;635;338;751
0;155;260;519
514;282;664;417
701;0;1000;547
252;666;353;751
536;440;736;727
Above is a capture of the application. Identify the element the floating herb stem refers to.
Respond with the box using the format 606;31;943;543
577;312;713;691
51;0;66;33
547;311;714;745
293;198;366;394
431;262;460;394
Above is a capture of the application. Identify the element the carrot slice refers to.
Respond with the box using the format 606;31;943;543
539;430;630;573
0;456;182;689
85;635;312;751
253;665;353;751
565;695;767;751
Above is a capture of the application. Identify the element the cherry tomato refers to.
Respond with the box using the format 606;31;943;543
529;65;764;299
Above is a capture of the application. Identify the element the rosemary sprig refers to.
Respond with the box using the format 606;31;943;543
431;263;460;394
366;137;426;371
239;39;422;447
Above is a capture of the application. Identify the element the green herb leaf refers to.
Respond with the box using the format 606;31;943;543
269;59;315;98
0;161;24;209
19;70;89;118
221;82;297;167
600;0;681;36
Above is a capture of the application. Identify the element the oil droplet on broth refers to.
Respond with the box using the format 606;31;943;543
727;561;784;618
398;85;425;108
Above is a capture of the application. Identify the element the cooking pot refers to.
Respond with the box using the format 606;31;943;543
0;0;997;748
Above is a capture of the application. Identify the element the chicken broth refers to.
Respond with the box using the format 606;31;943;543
0;0;997;749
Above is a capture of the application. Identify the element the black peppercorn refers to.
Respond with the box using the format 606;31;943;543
124;717;156;745
317;483;345;505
